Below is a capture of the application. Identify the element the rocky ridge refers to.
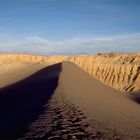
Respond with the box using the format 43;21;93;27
68;53;140;92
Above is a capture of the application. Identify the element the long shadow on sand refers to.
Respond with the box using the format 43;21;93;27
0;63;62;139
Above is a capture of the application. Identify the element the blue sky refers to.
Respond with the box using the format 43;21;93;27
0;0;140;54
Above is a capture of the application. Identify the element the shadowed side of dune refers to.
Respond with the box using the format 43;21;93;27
19;62;140;140
0;63;62;139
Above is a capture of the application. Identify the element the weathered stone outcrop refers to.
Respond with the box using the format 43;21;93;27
0;54;68;65
68;53;140;92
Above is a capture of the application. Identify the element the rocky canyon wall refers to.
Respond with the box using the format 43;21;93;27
68;53;140;92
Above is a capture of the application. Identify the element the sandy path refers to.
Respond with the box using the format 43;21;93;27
19;62;140;140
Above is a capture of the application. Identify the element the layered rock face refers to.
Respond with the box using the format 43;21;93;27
0;53;140;92
68;53;140;92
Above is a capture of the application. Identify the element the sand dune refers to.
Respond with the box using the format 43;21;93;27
20;62;140;140
57;62;140;139
0;60;140;139
0;54;140;139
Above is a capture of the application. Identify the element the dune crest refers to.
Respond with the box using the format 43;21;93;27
0;53;140;92
0;57;140;139
18;62;140;139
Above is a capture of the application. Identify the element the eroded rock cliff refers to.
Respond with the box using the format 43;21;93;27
68;53;140;92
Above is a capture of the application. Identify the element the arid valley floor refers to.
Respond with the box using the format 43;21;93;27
0;53;140;140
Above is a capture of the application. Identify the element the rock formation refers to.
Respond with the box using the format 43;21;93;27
68;53;140;92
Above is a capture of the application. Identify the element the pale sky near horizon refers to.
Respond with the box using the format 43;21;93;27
0;0;140;54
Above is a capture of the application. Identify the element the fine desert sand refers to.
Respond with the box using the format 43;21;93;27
0;53;140;139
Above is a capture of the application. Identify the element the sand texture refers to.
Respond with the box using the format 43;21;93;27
20;62;140;140
0;56;140;139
